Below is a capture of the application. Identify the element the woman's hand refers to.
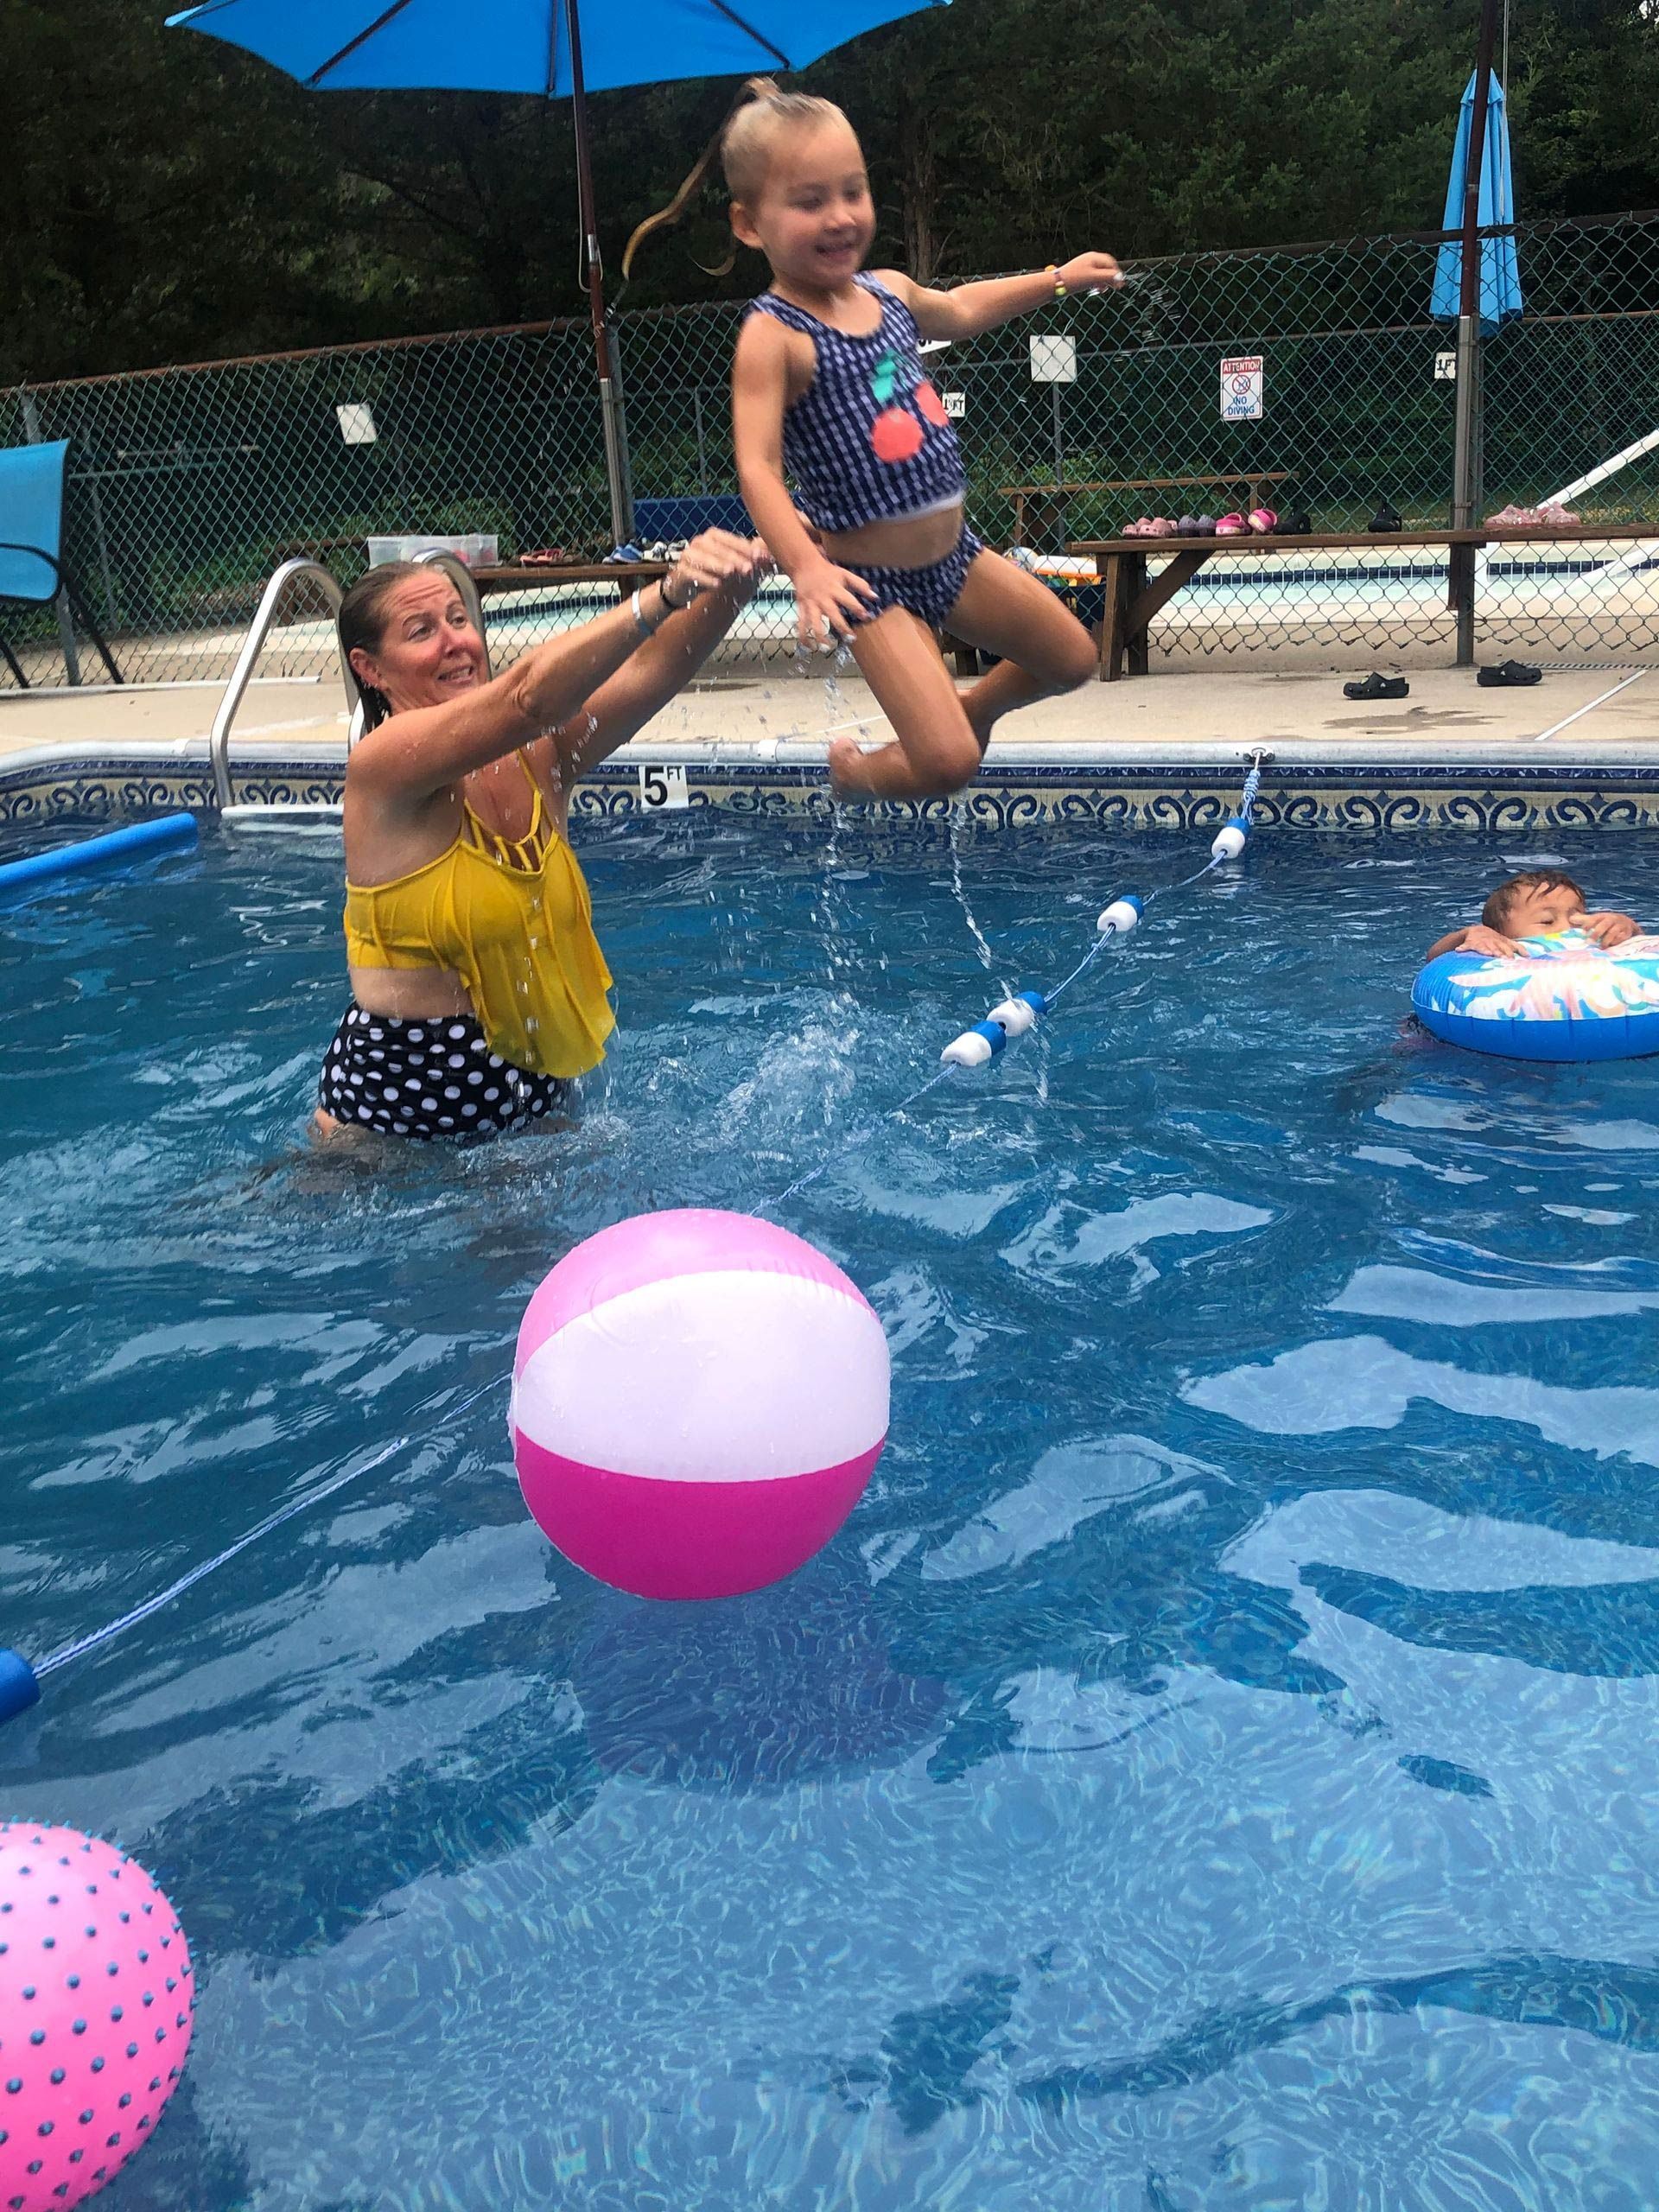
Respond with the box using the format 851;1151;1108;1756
664;530;769;605
791;556;877;651
1058;251;1125;296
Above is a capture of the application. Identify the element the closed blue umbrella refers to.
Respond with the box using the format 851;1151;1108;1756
1431;67;1522;334
168;0;950;535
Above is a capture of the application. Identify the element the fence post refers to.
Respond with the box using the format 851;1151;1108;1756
20;386;84;686
603;321;636;547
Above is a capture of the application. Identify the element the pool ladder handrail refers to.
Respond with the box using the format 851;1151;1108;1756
208;551;491;819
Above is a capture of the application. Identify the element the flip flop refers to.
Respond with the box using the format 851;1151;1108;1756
1280;510;1313;535
1370;503;1403;531
1477;660;1543;688
1343;673;1410;700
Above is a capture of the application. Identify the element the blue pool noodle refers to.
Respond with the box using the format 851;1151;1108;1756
0;1648;40;1727
0;811;198;896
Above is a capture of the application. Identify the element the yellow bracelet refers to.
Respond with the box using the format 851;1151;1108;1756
1047;263;1068;301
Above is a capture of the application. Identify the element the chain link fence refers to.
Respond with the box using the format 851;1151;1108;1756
6;209;1659;687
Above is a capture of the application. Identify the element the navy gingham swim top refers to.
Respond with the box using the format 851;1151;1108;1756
747;275;966;533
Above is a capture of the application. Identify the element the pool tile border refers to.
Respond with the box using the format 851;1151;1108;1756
9;750;1659;834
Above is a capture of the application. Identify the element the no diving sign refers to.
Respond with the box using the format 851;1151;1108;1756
1220;355;1264;421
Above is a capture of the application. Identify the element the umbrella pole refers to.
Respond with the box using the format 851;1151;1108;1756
1452;0;1501;659
564;0;635;545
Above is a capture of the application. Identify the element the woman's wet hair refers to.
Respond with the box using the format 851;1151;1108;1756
338;560;427;732
1481;868;1586;931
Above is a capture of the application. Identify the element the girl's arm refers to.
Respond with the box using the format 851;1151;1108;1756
553;548;770;785
878;254;1124;343
352;535;760;804
732;318;876;646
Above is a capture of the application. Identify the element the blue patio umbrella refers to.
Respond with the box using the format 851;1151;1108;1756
166;0;949;96
168;0;952;533
1431;67;1523;334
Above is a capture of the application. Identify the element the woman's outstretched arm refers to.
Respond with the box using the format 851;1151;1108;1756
352;534;764;804
553;543;772;785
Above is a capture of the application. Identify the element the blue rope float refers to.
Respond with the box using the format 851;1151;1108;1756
772;754;1268;1198
940;753;1267;1067
0;1376;499;1732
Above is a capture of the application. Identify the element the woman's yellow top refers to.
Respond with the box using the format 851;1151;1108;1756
342;754;614;1078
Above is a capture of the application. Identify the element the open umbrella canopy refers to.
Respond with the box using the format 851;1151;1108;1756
164;0;950;95
1431;67;1523;334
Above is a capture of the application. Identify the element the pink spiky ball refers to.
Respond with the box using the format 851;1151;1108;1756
0;1824;194;2211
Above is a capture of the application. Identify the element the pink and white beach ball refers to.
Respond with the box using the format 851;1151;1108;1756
511;1210;889;1599
0;1823;194;2212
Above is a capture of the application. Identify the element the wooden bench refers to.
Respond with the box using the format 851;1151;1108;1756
1066;524;1659;678
471;560;670;597
999;474;1292;548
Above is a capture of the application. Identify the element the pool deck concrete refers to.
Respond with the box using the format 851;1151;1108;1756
3;662;1656;776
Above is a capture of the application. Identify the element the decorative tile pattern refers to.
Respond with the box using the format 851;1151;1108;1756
9;752;1659;837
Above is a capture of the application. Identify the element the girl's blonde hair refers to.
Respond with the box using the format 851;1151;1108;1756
622;78;858;283
721;78;854;202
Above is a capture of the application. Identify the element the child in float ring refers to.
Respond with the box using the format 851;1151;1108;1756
723;79;1122;802
1424;869;1641;962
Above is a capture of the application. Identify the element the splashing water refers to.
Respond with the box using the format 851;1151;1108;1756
948;799;1008;991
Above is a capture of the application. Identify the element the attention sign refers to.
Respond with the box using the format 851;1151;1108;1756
1220;356;1264;421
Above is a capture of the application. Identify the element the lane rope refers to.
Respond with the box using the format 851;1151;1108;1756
767;753;1268;1196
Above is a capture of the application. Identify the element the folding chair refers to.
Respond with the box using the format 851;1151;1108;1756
0;441;121;686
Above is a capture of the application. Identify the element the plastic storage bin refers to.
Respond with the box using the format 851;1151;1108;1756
365;533;499;569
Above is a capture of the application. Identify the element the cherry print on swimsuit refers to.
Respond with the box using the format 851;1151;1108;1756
868;349;950;466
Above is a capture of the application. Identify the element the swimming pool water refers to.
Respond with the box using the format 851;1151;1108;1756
4;816;1659;2210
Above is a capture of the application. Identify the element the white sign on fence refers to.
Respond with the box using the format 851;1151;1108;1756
1029;336;1077;385
1219;356;1264;421
335;403;378;446
1434;351;1458;381
943;390;967;420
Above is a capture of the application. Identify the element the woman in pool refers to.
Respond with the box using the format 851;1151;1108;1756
316;532;766;1142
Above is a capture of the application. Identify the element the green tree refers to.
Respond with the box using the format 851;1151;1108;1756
3;0;1657;382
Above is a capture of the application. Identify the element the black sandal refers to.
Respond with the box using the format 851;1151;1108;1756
1477;660;1542;688
1370;502;1403;531
1343;673;1410;700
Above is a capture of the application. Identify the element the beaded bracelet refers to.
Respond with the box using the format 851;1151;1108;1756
1046;264;1068;301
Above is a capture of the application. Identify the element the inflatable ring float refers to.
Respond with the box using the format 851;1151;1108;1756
1412;928;1659;1061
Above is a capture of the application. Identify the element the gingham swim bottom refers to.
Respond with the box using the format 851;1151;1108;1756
843;525;985;627
317;1004;571;1141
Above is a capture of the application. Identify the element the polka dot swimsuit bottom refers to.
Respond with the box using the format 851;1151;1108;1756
318;1003;571;1141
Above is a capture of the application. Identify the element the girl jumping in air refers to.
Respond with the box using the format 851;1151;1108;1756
725;79;1123;800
